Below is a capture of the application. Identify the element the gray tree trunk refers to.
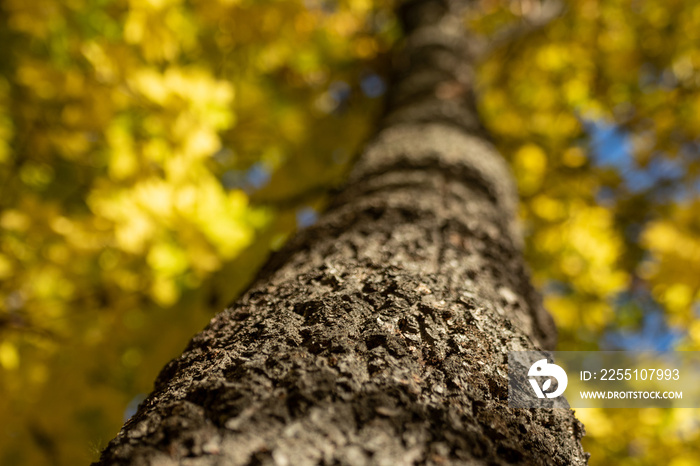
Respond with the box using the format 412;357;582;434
95;0;588;464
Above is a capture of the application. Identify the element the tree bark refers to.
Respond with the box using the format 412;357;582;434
95;0;588;464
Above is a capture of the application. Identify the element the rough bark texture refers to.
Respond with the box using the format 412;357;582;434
96;0;588;464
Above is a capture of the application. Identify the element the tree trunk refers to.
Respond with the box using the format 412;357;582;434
95;0;588;464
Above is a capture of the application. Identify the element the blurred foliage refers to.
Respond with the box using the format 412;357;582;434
1;0;699;464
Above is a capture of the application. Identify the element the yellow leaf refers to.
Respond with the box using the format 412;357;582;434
562;147;586;168
147;242;188;275
0;254;12;280
513;144;547;194
531;195;566;221
150;277;179;307
0;210;29;231
0;341;19;370
663;284;693;313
